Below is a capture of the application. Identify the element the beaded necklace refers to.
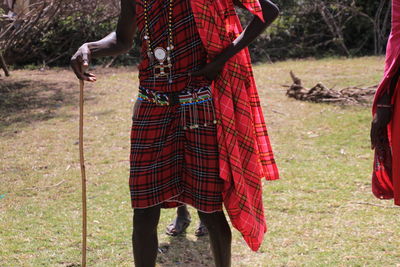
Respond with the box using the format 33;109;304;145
143;0;174;78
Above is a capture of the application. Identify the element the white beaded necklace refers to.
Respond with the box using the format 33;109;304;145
143;0;174;78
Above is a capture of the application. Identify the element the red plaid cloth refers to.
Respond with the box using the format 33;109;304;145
191;0;279;251
371;0;400;205
130;0;224;212
135;0;211;92
129;99;224;212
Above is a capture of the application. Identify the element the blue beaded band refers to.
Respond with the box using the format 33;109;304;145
138;85;212;106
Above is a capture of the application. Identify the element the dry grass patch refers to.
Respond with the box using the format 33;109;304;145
1;57;399;266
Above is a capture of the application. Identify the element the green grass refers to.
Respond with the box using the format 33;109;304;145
1;57;399;266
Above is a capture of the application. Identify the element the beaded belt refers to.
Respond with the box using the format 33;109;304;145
137;85;212;106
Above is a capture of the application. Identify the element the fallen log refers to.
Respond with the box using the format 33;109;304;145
286;71;377;105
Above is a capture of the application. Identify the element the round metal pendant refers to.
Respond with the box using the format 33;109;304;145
154;47;167;61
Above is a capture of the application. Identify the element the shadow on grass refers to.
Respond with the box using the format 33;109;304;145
157;235;214;266
0;78;84;133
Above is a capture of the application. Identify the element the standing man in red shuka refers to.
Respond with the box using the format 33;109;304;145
71;0;280;266
370;0;400;206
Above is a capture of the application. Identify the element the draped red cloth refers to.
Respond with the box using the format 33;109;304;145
191;0;279;251
371;0;400;205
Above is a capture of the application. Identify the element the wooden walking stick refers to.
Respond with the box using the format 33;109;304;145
79;79;87;267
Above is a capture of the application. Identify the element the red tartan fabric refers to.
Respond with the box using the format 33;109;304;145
371;0;400;205
135;0;211;92
130;0;224;212
191;0;279;251
129;100;223;212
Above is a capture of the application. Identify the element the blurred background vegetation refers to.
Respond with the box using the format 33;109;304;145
0;0;392;69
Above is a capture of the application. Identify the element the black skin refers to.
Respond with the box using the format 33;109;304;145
167;205;208;236
70;0;279;82
370;66;400;151
71;0;279;266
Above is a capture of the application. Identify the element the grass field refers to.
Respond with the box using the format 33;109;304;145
1;57;399;266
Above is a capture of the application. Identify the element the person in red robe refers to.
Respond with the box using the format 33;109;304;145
70;0;280;266
370;0;400;205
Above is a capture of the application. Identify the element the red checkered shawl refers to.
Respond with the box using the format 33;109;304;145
191;0;279;251
371;0;400;205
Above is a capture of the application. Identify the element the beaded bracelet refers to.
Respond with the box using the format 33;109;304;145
377;104;393;108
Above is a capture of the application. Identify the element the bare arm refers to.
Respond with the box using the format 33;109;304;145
191;0;279;80
214;0;279;64
377;67;400;105
70;0;137;81
371;66;400;150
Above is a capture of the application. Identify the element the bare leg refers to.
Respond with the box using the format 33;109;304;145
166;205;191;236
195;220;208;236
132;205;161;267
198;211;231;267
177;205;190;217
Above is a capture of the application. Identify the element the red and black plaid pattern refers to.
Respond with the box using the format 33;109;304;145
130;0;223;212
129;100;223;212
191;0;279;251
371;0;400;205
135;0;211;92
